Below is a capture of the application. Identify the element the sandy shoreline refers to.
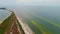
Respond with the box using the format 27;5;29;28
17;17;35;34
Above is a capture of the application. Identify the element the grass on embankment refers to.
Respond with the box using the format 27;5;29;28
17;20;25;34
0;12;25;34
0;12;15;34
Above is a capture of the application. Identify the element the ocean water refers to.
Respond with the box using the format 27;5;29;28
11;6;60;34
0;10;11;24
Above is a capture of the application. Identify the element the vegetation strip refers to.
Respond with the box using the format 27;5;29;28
17;19;25;34
0;12;15;34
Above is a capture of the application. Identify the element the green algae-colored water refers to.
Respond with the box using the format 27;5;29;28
15;6;60;34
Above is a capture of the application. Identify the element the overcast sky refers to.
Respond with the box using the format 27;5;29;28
0;0;60;6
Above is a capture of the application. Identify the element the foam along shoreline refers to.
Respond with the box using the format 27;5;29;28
0;11;12;24
17;17;34;34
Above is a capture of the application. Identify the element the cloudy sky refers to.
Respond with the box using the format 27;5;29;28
0;0;60;6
